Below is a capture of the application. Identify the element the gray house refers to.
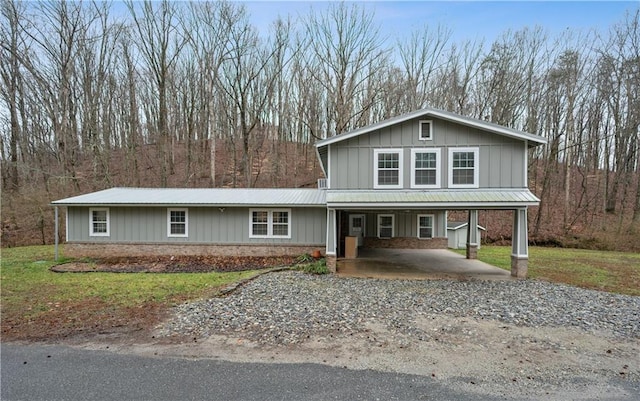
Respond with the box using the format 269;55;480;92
52;107;546;278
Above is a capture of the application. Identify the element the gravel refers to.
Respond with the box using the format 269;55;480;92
158;271;640;345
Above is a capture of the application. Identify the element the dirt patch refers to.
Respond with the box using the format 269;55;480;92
51;255;298;273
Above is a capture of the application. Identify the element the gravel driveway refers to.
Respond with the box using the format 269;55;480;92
152;271;640;400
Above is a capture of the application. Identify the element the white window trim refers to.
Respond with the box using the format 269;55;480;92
419;120;433;140
373;148;403;189
377;214;395;239
411;148;441;189
249;208;292;239
89;207;110;237
417;214;435;239
448;147;479;189
167;208;189;238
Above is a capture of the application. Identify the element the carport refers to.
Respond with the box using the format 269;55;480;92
336;248;512;280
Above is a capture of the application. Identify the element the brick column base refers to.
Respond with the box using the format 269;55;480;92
326;255;337;273
466;244;478;259
511;256;528;279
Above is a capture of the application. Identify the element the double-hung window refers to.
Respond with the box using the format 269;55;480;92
417;214;434;239
89;208;110;236
377;214;394;238
374;149;403;189
250;209;291;238
167;208;188;237
411;148;441;188
449;147;479;188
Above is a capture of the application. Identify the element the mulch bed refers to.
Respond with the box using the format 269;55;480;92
51;255;299;273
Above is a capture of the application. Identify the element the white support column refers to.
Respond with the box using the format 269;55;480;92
325;208;337;273
54;206;59;261
466;209;479;259
511;208;529;278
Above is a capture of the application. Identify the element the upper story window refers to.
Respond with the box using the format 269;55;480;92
374;149;403;189
417;214;434;239
419;120;433;140
377;214;394;238
250;209;291;238
449;147;479;188
168;208;188;237
89;208;110;236
411;148;441;188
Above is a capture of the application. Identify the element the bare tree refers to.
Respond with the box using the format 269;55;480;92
127;0;187;187
303;2;390;137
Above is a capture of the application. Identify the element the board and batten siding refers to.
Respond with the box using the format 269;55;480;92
67;206;326;245
328;117;527;190
361;210;447;238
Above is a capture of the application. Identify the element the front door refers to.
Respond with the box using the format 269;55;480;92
348;214;365;247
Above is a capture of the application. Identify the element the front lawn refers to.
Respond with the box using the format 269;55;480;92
0;245;262;341
462;246;640;296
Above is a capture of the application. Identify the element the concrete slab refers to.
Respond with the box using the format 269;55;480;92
336;248;513;281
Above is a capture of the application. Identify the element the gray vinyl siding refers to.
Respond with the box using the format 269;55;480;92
329;117;526;190
67;206;326;245
361;210;446;238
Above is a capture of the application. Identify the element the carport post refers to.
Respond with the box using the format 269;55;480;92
54;206;59;261
466;209;479;259
511;208;529;278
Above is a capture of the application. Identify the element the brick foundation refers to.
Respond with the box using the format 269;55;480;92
363;237;447;250
326;255;337;273
64;242;324;259
511;255;528;279
466;244;478;259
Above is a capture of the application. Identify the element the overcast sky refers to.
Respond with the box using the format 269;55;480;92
242;1;637;44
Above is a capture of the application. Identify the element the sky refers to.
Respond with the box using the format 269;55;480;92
241;1;638;44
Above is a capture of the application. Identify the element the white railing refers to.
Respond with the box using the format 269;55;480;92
317;178;327;189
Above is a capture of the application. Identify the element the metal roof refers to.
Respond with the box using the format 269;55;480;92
315;107;547;149
52;187;327;207
447;221;487;231
326;189;540;209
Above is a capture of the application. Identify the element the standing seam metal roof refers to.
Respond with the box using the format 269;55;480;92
51;187;327;206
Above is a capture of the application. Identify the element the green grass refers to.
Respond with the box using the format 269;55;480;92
0;245;263;340
455;246;640;296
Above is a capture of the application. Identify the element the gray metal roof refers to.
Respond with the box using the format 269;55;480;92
447;221;487;231
52;187;327;207
315;107;547;149
326;189;540;209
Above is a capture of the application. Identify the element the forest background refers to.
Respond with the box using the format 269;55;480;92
1;1;639;251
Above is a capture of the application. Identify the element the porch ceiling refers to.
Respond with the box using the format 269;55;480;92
326;189;540;209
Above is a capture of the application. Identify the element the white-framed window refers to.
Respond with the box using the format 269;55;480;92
377;214;394;238
411;148;441;188
419;120;433;140
417;214;434;239
89;208;110;236
374;149;403;189
167;208;188;237
449;147;479;188
250;209;291;238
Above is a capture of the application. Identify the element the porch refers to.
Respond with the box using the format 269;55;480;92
336;248;512;280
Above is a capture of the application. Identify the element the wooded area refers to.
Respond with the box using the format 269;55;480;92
1;1;639;250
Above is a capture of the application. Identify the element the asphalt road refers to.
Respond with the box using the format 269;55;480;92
1;343;506;401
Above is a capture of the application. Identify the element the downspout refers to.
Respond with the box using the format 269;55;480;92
54;206;59;261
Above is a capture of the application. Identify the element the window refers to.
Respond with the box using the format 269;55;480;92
417;214;434;239
250;209;291;238
89;208;109;236
374;149;403;189
167;208;188;237
449;147;479;188
377;214;394;238
419;120;433;140
411;148;441;188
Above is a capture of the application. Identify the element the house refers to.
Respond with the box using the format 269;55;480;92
447;222;486;250
52;107;546;278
